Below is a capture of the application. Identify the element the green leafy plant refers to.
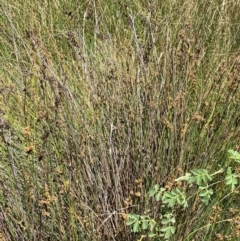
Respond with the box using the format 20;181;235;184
227;149;240;162
126;149;240;240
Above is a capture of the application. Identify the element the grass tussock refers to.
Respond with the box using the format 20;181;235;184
0;0;240;240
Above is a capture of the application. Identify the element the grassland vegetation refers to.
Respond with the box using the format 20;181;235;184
0;0;240;240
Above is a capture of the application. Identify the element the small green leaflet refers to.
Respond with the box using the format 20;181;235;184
228;149;240;163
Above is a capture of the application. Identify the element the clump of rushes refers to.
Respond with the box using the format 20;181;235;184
1;0;240;240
